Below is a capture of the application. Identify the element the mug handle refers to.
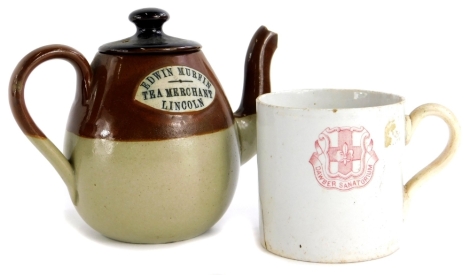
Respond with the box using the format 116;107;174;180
9;44;92;204
404;103;460;203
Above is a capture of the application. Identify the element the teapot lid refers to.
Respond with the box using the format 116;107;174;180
99;8;201;54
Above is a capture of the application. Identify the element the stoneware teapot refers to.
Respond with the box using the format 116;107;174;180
9;8;278;243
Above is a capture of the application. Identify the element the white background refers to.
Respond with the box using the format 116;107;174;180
0;1;468;274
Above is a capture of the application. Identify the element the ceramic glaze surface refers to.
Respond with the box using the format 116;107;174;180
63;128;239;243
66;51;233;141
257;89;460;263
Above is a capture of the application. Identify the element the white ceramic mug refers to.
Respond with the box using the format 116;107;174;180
256;89;460;263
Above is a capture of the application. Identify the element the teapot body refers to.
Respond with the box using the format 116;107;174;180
64;52;240;243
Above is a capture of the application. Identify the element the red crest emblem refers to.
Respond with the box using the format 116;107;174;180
309;126;379;190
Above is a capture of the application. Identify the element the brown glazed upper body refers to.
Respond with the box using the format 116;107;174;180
68;8;235;141
68;51;233;141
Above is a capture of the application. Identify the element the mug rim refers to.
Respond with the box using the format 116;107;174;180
257;88;406;110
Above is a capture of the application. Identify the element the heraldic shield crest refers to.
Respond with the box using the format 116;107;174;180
309;126;379;190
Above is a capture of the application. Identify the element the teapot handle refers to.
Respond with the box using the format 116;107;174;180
404;103;460;208
9;44;92;205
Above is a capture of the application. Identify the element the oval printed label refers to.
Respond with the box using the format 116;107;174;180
135;66;216;112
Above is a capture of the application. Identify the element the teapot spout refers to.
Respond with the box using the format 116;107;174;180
235;26;278;117
234;26;277;165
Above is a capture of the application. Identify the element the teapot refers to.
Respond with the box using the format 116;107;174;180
9;8;277;243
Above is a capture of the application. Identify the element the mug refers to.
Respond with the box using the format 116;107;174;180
256;89;460;263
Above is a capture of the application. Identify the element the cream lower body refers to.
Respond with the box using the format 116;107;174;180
62;127;240;243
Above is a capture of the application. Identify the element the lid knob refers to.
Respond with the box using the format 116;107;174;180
99;8;201;54
129;8;169;38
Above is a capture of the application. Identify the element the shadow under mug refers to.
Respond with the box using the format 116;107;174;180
256;89;460;263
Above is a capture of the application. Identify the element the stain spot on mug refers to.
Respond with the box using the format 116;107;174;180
332;109;337;113
385;120;399;147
